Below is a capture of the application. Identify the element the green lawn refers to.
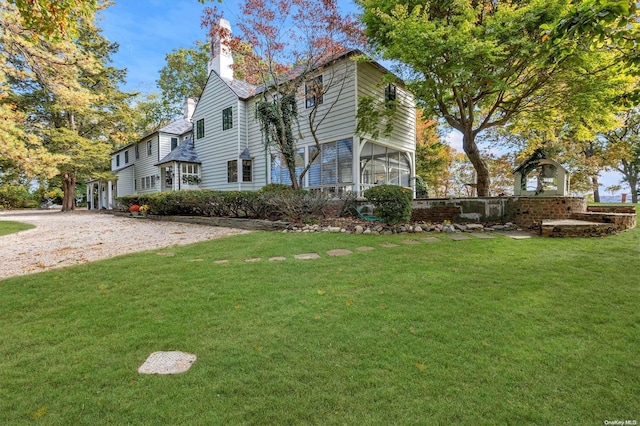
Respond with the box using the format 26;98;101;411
1;228;639;424
0;220;34;236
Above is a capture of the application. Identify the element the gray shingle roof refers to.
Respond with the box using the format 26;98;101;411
155;137;201;165
225;78;259;100
159;118;193;135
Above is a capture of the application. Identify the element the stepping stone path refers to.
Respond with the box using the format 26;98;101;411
471;233;495;239
327;249;353;256
294;253;321;260
421;237;441;243
448;234;472;241
208;231;533;264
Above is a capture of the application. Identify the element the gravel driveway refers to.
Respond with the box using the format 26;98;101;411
0;210;249;280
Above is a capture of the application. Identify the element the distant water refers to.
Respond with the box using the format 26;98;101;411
598;195;635;203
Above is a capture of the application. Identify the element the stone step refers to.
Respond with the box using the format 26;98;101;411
540;219;617;238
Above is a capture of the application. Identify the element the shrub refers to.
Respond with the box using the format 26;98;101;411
259;189;329;221
0;185;35;209
260;183;293;193
116;188;331;221
363;185;413;224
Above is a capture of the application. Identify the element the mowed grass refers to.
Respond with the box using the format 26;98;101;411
0;220;34;236
1;227;639;424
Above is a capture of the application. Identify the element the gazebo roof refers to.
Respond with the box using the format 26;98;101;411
513;148;549;173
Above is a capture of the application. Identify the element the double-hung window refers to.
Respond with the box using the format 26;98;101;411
385;83;397;109
305;75;323;108
146;140;152;156
196;119;205;139
222;107;233;130
227;160;238;183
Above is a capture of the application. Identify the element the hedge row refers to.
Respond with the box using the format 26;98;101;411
115;188;332;222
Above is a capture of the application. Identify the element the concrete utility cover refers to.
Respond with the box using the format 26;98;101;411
138;351;197;375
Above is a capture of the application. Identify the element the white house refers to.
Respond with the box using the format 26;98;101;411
88;22;416;209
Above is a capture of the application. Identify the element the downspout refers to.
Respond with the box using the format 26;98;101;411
237;99;242;191
178;162;181;190
354;60;360;194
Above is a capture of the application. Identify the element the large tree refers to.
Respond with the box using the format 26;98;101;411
603;109;640;203
358;0;625;196
414;110;453;197
202;0;361;189
157;42;209;117
1;1;135;210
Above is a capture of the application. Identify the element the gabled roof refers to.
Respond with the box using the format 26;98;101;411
155;137;201;165
513;148;567;173
111;118;194;155
207;49;402;102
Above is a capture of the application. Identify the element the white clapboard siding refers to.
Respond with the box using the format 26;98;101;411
245;98;269;188
135;134;162;194
356;62;416;153
115;166;135;197
295;58;358;147
192;73;242;190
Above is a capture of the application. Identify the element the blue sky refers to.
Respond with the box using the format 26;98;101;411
98;1;626;194
99;0;360;94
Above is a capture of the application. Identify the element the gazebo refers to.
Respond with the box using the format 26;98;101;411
513;149;570;196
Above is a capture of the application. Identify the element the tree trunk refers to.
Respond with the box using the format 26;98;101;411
61;172;76;211
462;129;490;197
630;178;638;203
591;175;600;203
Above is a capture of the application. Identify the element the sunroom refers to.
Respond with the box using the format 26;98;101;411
269;137;414;195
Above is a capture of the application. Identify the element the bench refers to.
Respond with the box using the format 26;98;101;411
352;205;383;222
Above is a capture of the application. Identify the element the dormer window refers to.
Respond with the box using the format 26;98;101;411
305;75;323;108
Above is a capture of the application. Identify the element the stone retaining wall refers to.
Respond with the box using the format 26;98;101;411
411;205;462;222
506;197;586;228
145;215;291;231
411;196;587;228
